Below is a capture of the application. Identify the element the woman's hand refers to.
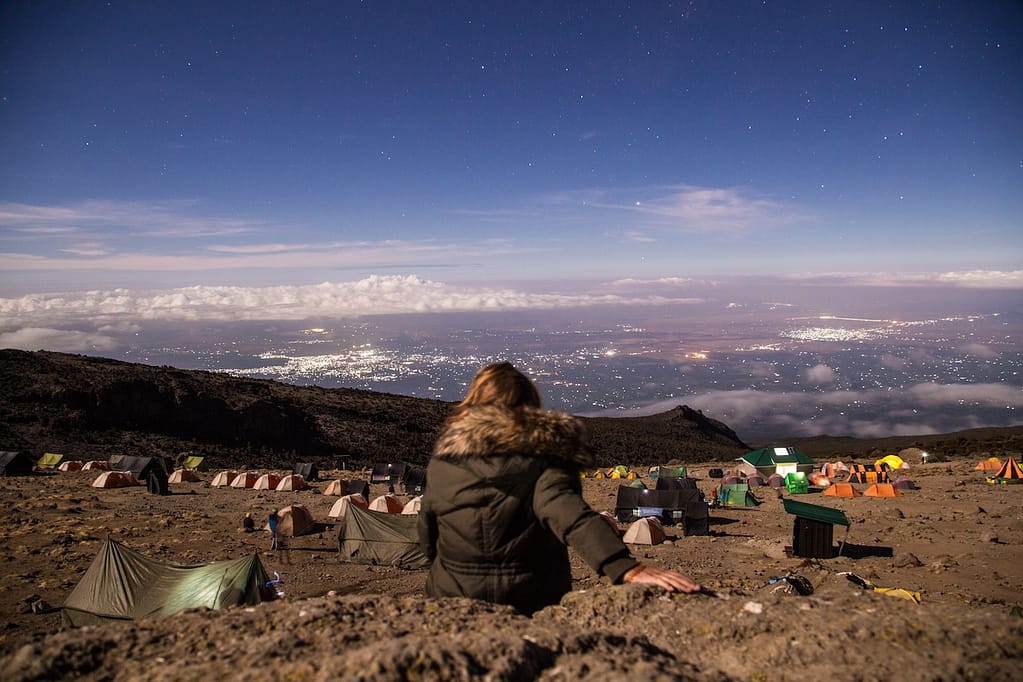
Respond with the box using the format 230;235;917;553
622;564;701;593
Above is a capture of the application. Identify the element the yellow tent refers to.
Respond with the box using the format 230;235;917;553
875;455;905;471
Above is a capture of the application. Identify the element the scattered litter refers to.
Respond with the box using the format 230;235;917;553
767;574;814;596
839;572;921;603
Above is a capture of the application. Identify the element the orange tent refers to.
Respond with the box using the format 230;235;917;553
808;472;831;487
58;460;84;472
230;471;260;489
91;471;139;488
322;479;349;496
328;493;368;519
168;468;200;483
253;473;282;490
974;458;1001;471
275;474;307;491
990;457;1023;483
272;504;314;537
211;470;239;487
863;483;901;497
823;483;860;497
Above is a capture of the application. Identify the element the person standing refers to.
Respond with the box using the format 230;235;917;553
267;508;281;550
418;362;701;615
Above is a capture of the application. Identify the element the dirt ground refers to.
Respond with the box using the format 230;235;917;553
1;458;1020;681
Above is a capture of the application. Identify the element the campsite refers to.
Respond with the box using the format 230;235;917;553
1;453;1021;681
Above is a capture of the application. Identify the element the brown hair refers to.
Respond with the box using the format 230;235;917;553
457;362;541;411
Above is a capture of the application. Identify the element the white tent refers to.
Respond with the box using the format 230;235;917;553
369;494;403;513
623;517;665;545
401;496;422;515
328;493;368;520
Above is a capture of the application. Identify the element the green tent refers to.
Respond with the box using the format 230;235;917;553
337;504;428;569
657;465;687;480
785;472;809;494
718;483;759;507
62;539;272;627
37;452;65;469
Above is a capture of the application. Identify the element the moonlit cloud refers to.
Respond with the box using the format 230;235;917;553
585;382;1023;440
0;327;120;352
805;364;836;383
0;275;700;327
0;199;258;238
780;270;1023;289
546;184;808;234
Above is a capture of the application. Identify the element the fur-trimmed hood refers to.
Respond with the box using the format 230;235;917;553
432;405;593;468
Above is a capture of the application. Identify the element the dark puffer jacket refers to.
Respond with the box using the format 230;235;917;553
418;405;638;615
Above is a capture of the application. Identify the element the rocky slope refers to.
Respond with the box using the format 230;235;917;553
0;349;751;470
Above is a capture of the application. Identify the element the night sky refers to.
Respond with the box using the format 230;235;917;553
1;1;1021;294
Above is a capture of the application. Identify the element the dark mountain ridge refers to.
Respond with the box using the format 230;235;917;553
2;350;1019;471
0;350;752;470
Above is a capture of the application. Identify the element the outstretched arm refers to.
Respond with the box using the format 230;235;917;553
622;563;701;593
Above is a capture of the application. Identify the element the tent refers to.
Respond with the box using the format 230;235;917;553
293;462;319;482
168;468;200;483
211;471;239;487
623;517;665;545
657;465;687;480
655;476;697;491
718;483;759;507
91;471;139;488
337;504;429;568
891;477;919;490
323;479;348;496
58;460;84;472
275;474;308;491
614;486;709;535
369;494;404;513
370;462;407;485
974;458;1002;471
82;460;110;471
808;472;830;487
822;461;850;479
0;451;35;476
863;483;902;498
328;493;369;520
785;472;809;494
876;455;906;471
720;474;741;485
273;504;314;537
401;467;427;494
823;483;860;498
989;457;1023;484
766;473;786;488
230;471;260;488
629;479;647;489
745;474;767;488
253;473;282;490
181;455;207;472
62;539;272;626
737;447;815;478
37;452;65;470
847;464;889;484
401;496;422;515
343;480;371;499
112;455;168;482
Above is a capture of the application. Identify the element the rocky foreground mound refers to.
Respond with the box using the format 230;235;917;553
3;583;1019;682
